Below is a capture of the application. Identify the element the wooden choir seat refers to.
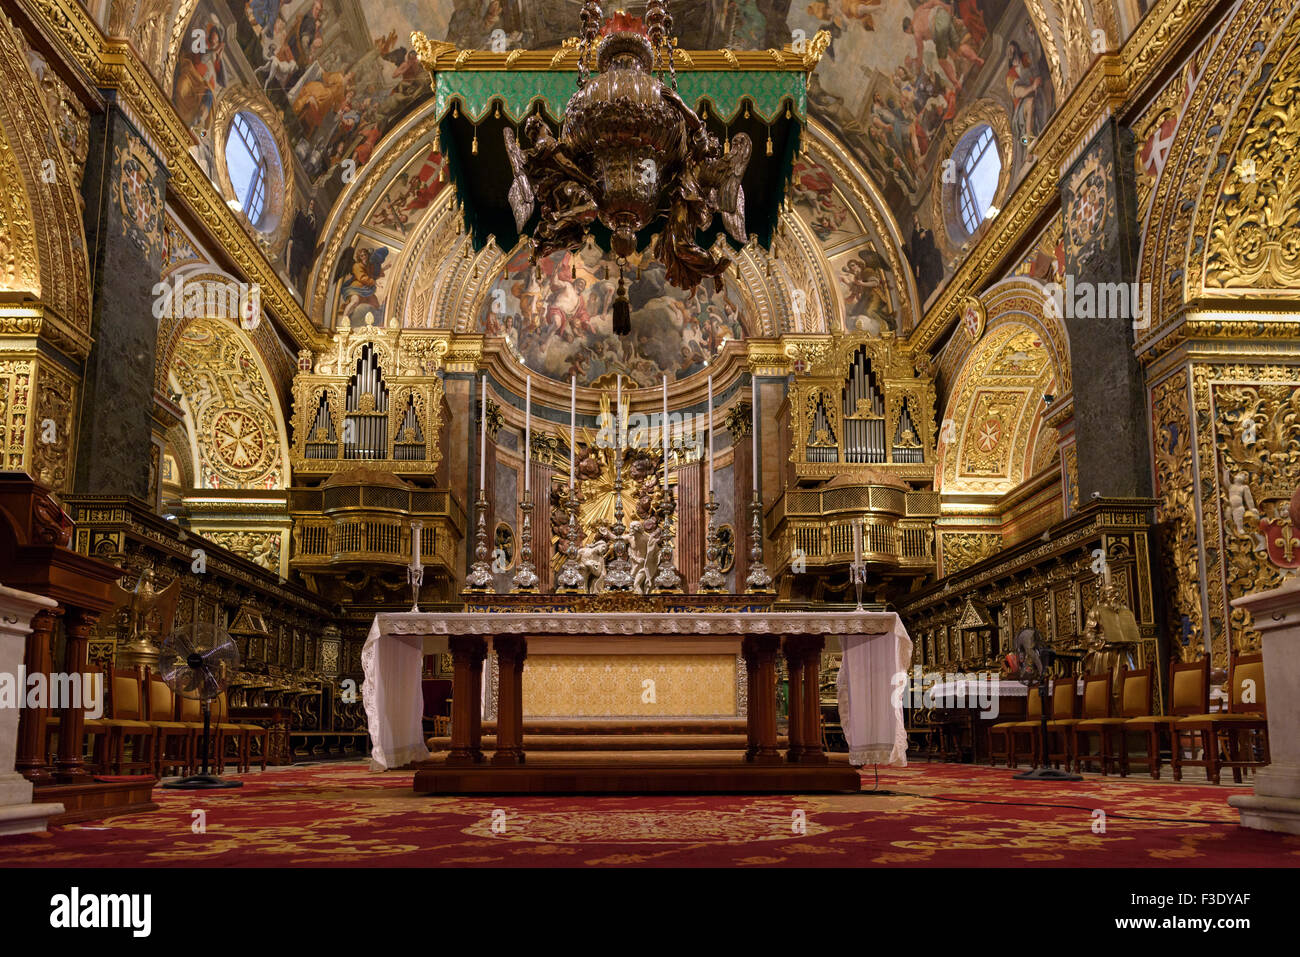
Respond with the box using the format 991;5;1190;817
1174;653;1269;784
100;668;156;775
178;693;229;773
147;675;195;776
1123;657;1209;779
1062;672;1113;772
215;692;270;773
990;686;1041;768
1074;666;1150;775
1043;676;1082;769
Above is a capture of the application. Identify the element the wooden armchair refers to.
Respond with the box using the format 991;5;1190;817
178;693;224;773
147;674;195;776
1066;672;1113;773
1124;657;1209;780
100;668;157;775
212;692;250;774
1043;676;1082;769
1074;666;1150;775
991;687;1042;768
225;696;272;772
1174;653;1269;784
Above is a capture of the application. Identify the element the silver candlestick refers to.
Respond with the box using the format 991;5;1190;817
652;483;683;593
408;562;425;612
511;491;540;593
408;519;425;611
744;491;774;594
850;562;867;611
697;492;726;593
464;491;494;593
555;487;586;593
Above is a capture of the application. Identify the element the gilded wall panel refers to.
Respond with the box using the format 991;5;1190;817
1151;368;1203;661
1201;365;1300;663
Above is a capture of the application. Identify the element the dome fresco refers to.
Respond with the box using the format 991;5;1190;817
169;0;1054;319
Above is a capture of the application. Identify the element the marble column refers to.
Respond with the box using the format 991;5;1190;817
677;460;704;592
530;457;556;592
1057;120;1151;499
0;585;62;836
1227;579;1300;834
74;106;168;498
728;403;755;589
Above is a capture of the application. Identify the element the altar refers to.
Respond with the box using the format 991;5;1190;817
362;603;911;794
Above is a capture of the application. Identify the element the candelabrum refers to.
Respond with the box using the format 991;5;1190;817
511;491;540;593
464;491;494;593
697;492;726;593
605;456;634;591
555;487;587;593
652;483;683;593
744;491;774;594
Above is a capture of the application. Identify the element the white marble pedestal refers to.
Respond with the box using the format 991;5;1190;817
1229;577;1300;835
0;584;61;836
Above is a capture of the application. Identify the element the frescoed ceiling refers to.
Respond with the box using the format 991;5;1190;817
149;0;1099;350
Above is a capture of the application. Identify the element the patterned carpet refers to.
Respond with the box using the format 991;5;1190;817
2;761;1297;867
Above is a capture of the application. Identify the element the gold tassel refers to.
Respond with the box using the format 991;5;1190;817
494;103;501;118
766;130;773;156
471;130;478;154
724;135;729;156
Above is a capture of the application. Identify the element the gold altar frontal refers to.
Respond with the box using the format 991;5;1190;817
410;594;871;794
468;594;760;721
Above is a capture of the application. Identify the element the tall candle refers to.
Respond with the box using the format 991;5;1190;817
853;521;863;566
616;374;622;450
524;375;531;494
751;375;759;494
707;374;714;494
411;522;422;570
569;375;576;490
479;374;487;493
662;376;670;473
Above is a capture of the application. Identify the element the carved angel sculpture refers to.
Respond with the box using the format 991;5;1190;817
506;115;599;258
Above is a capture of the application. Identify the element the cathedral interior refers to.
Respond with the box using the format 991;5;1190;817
0;0;1299;893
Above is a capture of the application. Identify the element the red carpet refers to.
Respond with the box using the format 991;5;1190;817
1;762;1297;867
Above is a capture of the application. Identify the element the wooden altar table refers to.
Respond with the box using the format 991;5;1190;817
362;609;910;794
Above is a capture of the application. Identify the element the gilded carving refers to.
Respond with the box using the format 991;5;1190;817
30;360;77;492
1151;369;1202;662
1203;37;1300;290
170;317;287;489
1210;374;1300;657
941;532;1002;575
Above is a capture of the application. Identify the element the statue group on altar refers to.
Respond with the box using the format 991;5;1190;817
573;518;664;595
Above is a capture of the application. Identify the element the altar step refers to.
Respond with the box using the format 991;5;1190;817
413;752;861;795
427;719;790;752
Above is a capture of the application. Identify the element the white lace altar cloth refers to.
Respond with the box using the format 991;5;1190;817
362;610;911;771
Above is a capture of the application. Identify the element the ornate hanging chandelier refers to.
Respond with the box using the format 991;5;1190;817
503;1;751;332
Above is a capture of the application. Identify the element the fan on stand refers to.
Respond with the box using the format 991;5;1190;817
159;622;244;790
1007;627;1082;782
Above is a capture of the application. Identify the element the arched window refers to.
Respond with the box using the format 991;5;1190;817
225;111;274;227
955;125;1001;234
